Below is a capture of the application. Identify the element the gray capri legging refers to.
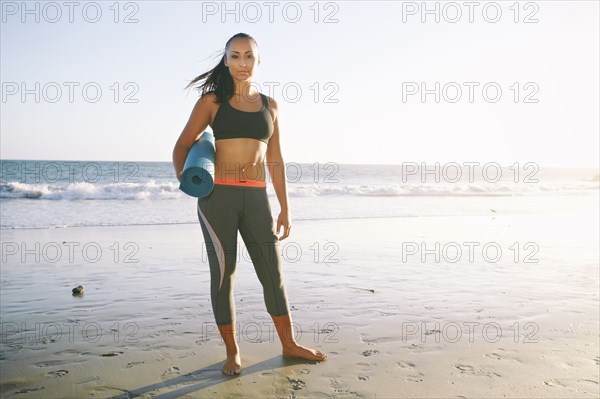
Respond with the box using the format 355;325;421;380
196;180;290;325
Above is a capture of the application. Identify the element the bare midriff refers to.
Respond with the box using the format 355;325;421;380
214;138;268;182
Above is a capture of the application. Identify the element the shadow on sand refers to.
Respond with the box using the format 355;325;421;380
107;355;314;399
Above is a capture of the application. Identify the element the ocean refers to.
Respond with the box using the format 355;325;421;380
1;160;598;230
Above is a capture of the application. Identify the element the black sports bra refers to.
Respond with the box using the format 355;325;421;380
212;93;274;144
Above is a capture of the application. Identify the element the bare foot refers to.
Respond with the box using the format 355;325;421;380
222;352;241;376
283;344;327;361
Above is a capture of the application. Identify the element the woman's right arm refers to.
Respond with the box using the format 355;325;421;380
172;94;213;182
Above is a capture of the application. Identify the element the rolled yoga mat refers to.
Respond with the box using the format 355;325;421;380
179;131;216;198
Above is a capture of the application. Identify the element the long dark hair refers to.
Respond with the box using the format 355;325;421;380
184;33;259;104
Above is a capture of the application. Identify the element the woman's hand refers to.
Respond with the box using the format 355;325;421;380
276;210;291;241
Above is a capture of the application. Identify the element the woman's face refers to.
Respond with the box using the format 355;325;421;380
225;38;260;82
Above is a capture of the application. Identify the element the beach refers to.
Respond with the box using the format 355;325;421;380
1;206;598;398
2;0;599;395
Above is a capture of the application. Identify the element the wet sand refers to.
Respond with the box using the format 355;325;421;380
1;211;598;398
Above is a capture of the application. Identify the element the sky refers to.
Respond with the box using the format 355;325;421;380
1;0;598;167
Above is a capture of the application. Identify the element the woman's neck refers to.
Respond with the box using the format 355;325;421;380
232;81;259;100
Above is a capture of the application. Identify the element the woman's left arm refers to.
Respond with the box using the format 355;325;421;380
265;98;291;240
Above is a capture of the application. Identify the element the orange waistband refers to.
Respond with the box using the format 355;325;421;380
214;177;267;188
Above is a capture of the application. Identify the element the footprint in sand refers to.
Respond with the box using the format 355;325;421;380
14;387;45;394
358;375;370;381
34;360;65;367
491;348;523;363
454;363;501;378
287;377;306;391
545;379;598;388
101;351;124;357
357;362;374;372
361;349;379;357
580;379;599;385
329;378;361;397
454;364;475;373
161;366;180;376
404;343;422;351
396;360;417;369
405;372;425;383
483;352;502;360
125;361;145;368
397;361;423;382
544;380;567;388
75;376;100;386
47;370;69;377
319;326;336;334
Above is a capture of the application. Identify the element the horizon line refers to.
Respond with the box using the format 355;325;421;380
0;158;598;169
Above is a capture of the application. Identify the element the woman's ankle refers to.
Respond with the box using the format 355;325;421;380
225;347;240;355
217;322;239;351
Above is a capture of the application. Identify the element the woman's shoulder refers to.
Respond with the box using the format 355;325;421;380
261;93;278;123
196;92;221;115
200;91;219;104
261;93;278;111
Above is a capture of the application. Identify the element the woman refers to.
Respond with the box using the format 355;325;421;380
172;33;327;376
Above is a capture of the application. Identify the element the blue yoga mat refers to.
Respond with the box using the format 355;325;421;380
179;131;215;198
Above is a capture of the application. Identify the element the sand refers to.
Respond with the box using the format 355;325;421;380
1;211;598;398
